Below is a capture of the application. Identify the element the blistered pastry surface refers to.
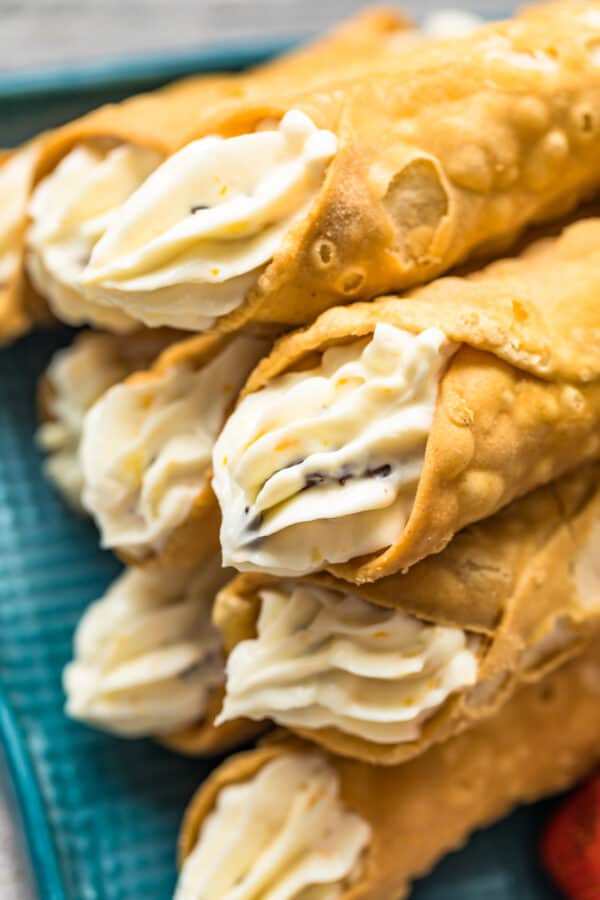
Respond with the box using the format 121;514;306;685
233;219;600;581
214;464;600;763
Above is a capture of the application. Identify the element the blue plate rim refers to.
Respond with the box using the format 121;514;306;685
0;34;305;101
0;681;66;900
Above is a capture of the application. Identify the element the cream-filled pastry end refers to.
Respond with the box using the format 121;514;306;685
175;752;370;900
37;331;154;509
64;559;228;737
213;324;456;576
81;334;267;559
27;142;162;330
217;581;478;743
80;111;338;330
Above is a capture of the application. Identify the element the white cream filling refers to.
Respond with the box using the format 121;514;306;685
27;142;162;330
421;9;484;38
81;110;338;330
0;145;36;289
218;582;478;743
81;334;267;557
175;753;370;900
36;331;144;509
384;9;483;52
213;324;456;576
63;559;228;737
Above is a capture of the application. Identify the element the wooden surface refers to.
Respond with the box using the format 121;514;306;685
0;2;516;899
0;0;512;71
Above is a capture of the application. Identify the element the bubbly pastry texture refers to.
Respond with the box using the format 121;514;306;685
218;582;478;743
175;753;370;900
36;332;142;509
64;559;228;737
81;335;267;557
27;142;162;330
0;145;35;288
81;111;338;330
213;324;456;576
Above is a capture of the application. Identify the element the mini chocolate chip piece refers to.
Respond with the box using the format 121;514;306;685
302;472;325;491
247;512;264;532
178;661;202;681
366;464;392;479
337;463;355;487
190;204;209;214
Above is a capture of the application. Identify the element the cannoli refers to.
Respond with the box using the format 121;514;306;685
212;217;600;580
213;463;600;763
80;331;269;567
63;557;261;754
37;328;178;509
0;7;412;343
175;633;600;899
82;1;600;333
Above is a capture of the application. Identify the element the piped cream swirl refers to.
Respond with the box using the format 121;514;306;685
27;142;161;330
218;582;478;743
81;334;267;557
64;559;228;737
175;753;370;900
213;323;456;576
37;331;150;509
81;110;338;330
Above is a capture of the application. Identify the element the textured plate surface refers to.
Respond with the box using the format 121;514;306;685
0;40;559;900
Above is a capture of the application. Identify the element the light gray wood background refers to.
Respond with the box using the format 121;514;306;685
0;2;517;899
1;0;512;70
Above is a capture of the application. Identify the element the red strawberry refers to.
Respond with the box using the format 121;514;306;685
541;772;600;900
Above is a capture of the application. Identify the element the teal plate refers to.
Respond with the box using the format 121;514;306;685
0;32;561;900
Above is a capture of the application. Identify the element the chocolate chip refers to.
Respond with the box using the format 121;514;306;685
178;662;202;681
302;472;325;491
366;464;392;479
190;204;209;213
337;463;354;486
247;512;264;532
